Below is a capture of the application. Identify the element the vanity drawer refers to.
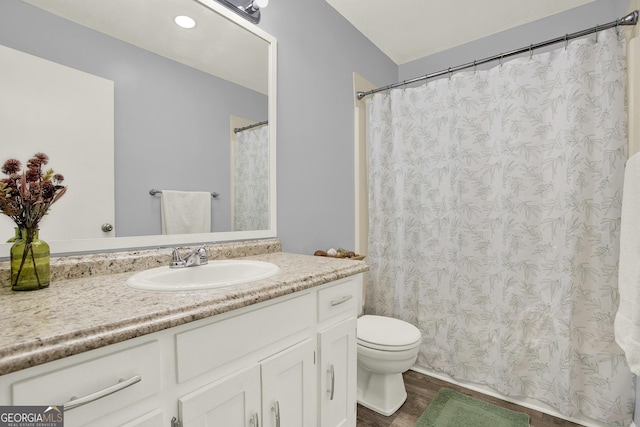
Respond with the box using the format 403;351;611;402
317;277;359;323
12;340;161;425
176;292;314;383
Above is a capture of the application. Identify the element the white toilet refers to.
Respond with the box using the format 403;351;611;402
356;314;421;416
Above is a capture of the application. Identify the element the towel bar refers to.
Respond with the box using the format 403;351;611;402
149;189;219;199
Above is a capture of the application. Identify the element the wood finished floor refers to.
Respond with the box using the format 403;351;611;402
356;370;585;427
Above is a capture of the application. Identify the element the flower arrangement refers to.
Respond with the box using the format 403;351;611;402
0;153;66;230
0;153;66;290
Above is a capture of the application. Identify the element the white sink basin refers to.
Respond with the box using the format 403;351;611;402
125;260;280;291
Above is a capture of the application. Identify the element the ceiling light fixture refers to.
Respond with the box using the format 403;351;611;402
212;0;268;24
174;15;196;29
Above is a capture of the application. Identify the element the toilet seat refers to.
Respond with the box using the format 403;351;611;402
357;315;421;351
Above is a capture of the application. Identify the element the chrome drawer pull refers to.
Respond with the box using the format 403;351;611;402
64;374;142;410
272;401;281;427
327;364;335;400
250;412;259;427
330;294;353;306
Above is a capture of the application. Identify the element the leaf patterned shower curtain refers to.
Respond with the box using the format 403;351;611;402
366;28;634;425
233;125;269;231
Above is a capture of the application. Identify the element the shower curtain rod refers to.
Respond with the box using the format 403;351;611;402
234;120;268;134
356;10;639;100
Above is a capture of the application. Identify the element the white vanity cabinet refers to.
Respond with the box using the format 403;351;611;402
179;339;316;427
261;339;317;427
179;364;262;426
175;290;318;427
318;320;357;427
0;273;363;427
317;280;359;427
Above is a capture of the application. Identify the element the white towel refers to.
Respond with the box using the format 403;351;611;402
160;190;211;235
615;152;640;375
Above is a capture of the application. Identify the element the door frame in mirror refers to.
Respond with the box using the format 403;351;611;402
0;0;277;256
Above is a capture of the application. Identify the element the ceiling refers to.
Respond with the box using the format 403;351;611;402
326;0;597;64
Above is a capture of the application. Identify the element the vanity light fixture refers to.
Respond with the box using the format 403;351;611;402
213;0;268;24
174;15;197;29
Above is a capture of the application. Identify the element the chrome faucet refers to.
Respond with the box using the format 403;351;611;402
170;244;208;268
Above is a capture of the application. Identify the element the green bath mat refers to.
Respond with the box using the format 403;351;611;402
415;388;530;427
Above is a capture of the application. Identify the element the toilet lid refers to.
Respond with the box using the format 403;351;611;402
357;315;421;348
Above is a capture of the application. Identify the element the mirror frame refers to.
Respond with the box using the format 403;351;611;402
0;0;277;256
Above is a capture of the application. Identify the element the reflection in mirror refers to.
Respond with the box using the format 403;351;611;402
0;0;276;255
232;121;270;231
0;43;115;242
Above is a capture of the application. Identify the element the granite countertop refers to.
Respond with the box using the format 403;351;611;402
0;250;368;376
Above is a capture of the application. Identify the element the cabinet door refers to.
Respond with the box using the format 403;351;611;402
318;317;357;427
179;365;261;427
261;339;317;427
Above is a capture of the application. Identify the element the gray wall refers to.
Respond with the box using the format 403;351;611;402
0;0;267;237
259;0;397;255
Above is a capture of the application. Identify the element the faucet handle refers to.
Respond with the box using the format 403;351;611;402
170;247;186;268
196;244;208;265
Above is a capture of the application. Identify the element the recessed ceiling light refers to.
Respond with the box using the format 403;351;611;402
174;15;196;29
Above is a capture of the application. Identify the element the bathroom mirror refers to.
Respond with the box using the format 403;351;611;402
0;0;277;255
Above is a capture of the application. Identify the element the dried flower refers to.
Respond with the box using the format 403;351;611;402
1;159;21;175
0;153;67;230
25;167;41;183
33;152;48;163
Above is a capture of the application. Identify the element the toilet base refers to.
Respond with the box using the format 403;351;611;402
356;365;407;416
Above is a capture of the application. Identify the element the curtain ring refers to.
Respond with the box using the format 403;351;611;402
499;53;503;67
595;24;598;43
564;34;569;50
473;60;477;73
529;44;533;59
448;67;452;80
616;19;620;36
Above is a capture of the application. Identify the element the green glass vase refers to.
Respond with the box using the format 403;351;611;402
10;228;50;291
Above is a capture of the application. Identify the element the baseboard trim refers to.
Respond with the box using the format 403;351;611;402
410;366;613;427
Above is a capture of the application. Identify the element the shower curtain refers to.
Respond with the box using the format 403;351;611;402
366;28;634;426
233;125;269;231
